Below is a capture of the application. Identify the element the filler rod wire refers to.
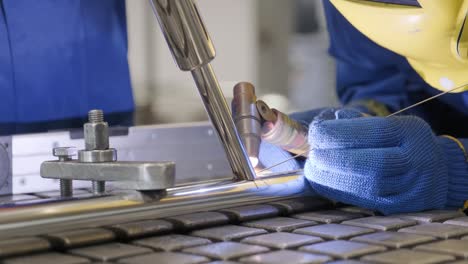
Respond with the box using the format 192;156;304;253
257;152;308;174
388;83;467;117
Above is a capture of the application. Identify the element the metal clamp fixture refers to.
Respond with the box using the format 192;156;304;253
40;110;175;197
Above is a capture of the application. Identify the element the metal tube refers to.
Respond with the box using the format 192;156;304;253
149;0;256;181
0;172;313;239
192;65;256;180
149;0;216;71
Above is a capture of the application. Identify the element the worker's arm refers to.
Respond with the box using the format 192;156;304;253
323;0;468;138
259;1;468;214
322;0;420;114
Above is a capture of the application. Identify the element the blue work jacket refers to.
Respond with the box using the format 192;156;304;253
0;0;134;134
323;1;468;137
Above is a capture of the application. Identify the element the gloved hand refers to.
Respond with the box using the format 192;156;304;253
289;99;387;126
305;108;468;215
289;107;334;127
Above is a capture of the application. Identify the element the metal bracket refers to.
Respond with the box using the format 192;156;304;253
40;160;175;191
40;109;176;196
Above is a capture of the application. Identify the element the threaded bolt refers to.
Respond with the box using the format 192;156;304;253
88;109;104;123
92;181;106;195
53;147;77;198
88;110;107;194
60;179;73;198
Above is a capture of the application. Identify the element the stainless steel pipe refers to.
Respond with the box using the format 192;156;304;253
149;0;256;181
0;172;313;239
191;65;256;180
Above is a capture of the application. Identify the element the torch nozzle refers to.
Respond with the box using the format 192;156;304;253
232;82;262;167
232;82;310;171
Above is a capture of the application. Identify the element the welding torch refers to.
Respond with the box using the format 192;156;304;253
232;82;309;169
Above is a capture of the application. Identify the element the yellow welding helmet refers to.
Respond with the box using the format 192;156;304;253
330;0;468;92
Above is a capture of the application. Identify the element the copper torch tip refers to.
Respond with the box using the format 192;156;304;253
233;82;256;96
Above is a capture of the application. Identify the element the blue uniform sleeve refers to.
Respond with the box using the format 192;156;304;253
322;0;414;113
0;0;134;126
315;1;468;212
322;0;468;137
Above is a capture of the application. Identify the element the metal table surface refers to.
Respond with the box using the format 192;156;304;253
0;192;467;264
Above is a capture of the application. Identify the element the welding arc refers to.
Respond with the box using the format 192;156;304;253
258;83;468;174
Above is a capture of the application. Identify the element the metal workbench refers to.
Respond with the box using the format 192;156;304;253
1;122;468;263
0;194;467;263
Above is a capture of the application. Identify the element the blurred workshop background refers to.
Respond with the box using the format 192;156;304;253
126;0;338;125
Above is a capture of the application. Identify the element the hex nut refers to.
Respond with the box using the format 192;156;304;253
78;149;117;163
84;122;109;150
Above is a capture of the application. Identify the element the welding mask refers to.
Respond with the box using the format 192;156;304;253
330;0;468;92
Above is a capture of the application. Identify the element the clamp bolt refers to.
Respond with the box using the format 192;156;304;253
53;147;77;161
84;109;109;195
88;109;104;123
53;147;77;197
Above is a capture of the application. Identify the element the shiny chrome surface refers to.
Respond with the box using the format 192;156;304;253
149;0;256;181
40;160;175;191
192;65;256;180
149;0;215;71
0;172;312;239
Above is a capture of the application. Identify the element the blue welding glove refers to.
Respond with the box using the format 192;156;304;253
305;108;468;215
290;107;333;127
289;99;389;127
